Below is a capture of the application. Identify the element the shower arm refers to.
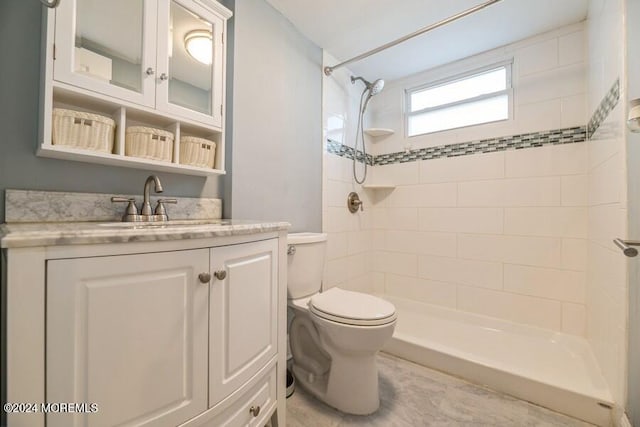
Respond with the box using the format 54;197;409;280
324;0;503;76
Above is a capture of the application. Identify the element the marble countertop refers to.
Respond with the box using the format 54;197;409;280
0;219;291;248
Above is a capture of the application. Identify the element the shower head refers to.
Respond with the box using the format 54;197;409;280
350;75;385;95
351;75;385;112
369;78;385;95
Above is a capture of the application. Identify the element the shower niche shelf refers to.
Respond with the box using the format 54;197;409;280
364;128;395;138
362;184;396;190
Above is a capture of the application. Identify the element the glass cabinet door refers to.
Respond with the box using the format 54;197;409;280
157;0;224;127
53;0;157;107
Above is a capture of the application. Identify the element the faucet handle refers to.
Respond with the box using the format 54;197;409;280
154;198;178;216
111;197;139;221
111;197;138;215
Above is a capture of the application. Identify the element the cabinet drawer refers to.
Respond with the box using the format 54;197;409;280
187;365;277;427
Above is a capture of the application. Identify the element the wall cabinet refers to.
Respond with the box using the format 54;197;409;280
3;233;286;427
39;0;232;176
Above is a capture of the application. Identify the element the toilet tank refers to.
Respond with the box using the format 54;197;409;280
287;232;327;299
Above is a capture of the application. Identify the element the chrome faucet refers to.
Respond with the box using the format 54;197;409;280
111;175;177;222
141;175;163;216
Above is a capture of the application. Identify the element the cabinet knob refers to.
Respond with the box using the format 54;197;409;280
198;272;211;283
145;67;155;76
249;405;260;417
214;270;227;280
159;73;169;81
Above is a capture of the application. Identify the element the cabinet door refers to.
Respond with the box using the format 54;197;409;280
156;0;225;127
209;239;278;407
47;249;209;427
53;0;158;107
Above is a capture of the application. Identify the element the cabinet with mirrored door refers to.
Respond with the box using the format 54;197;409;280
39;0;231;176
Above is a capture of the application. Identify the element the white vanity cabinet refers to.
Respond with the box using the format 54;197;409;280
3;232;287;427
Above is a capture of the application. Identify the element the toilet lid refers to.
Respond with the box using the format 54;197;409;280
309;288;397;326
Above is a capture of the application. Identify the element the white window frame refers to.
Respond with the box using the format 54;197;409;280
405;60;514;137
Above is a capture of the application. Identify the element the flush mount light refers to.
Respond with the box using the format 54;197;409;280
184;30;212;65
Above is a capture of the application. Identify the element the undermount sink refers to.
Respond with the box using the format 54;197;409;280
97;219;232;228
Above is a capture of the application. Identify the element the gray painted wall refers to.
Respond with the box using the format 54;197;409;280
0;0;223;223
230;0;322;232
220;0;234;219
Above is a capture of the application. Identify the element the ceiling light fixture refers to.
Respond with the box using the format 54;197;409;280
184;30;212;65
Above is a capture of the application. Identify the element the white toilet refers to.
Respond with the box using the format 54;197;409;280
287;232;397;415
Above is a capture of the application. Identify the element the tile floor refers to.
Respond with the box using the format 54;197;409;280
286;353;593;426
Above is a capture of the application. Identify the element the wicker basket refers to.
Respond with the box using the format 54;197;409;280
125;126;174;162
179;136;216;169
52;108;115;153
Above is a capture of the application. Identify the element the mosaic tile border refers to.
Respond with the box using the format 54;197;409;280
587;79;620;139
326;139;374;165
326;126;586;166
375;127;586;165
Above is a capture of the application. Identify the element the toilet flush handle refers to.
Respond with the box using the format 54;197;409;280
287;245;296;255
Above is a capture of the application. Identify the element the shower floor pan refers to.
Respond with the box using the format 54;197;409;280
382;296;614;426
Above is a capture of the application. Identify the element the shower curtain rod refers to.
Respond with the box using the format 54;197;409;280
323;0;503;76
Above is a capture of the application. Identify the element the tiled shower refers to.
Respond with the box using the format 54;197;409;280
322;2;628;413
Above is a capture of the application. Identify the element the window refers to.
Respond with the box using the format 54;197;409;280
406;62;512;136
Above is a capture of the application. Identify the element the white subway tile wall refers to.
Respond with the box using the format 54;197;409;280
322;52;376;293
367;130;591;332
456;285;564;331
322;25;591;335
586;0;627;405
561;93;587;128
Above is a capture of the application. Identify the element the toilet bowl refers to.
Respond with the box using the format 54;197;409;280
287;232;397;415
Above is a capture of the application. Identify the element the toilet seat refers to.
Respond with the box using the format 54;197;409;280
309;288;397;326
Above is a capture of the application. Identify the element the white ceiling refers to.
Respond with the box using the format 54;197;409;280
265;0;589;81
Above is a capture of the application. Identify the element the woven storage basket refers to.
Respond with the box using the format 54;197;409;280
179;136;216;169
52;108;115;153
125;126;174;162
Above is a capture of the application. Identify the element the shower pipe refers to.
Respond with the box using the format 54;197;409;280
40;0;61;8
324;0;503;76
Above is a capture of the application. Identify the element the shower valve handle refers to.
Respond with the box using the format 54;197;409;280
347;192;363;213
